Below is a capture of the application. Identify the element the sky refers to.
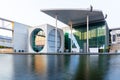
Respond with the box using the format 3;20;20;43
0;0;120;29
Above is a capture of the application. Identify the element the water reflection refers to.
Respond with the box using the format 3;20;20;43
105;55;120;80
46;55;75;80
13;55;35;80
74;55;110;80
34;55;47;75
0;54;120;80
0;55;13;80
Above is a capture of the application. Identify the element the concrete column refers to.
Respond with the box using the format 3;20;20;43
87;15;89;53
70;21;73;53
55;15;58;52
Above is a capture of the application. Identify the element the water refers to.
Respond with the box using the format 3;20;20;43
0;54;120;80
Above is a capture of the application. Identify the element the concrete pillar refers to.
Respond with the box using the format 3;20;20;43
70;21;73;53
87;15;89;53
55;15;58;52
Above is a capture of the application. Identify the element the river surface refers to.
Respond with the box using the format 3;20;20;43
0;54;120;80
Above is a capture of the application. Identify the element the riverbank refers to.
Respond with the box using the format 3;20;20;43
0;52;119;55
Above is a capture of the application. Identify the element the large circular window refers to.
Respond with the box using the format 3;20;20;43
30;28;45;52
48;29;61;51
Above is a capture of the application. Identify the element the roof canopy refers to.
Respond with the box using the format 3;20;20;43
41;9;105;26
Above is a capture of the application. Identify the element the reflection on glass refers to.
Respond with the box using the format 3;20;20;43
48;29;61;51
35;35;45;46
30;28;45;52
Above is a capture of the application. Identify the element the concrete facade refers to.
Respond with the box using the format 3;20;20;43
13;22;30;52
110;29;120;52
28;24;64;53
0;18;64;53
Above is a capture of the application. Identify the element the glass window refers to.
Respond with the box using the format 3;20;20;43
117;34;120;37
48;29;61;51
30;28;45;52
113;35;116;42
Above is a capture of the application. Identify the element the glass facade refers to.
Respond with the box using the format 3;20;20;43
0;19;13;37
64;33;71;52
48;29;61;51
112;35;116;42
65;21;109;52
30;28;45;52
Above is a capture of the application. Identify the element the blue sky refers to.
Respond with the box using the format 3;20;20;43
0;0;120;29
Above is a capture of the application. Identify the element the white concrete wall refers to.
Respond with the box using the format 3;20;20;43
58;28;64;52
28;24;48;53
28;24;64;53
46;24;64;53
13;22;29;52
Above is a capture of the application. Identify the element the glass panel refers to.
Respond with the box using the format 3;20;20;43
73;21;107;49
113;35;116;42
48;29;61;51
30;28;45;52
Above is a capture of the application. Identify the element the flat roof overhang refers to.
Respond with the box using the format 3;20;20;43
41;9;105;26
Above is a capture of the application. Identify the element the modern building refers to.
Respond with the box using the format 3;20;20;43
0;8;110;53
14;23;64;53
0;18;31;52
28;24;64;53
41;9;109;53
109;28;120;52
0;18;64;53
